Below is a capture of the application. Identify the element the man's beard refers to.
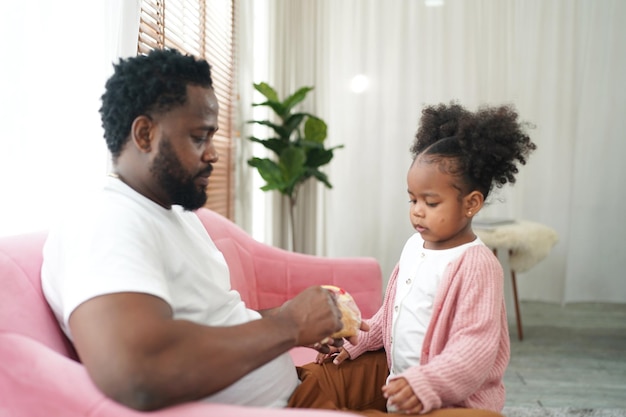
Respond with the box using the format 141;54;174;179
150;138;211;211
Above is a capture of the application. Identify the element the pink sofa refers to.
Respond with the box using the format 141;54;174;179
0;208;383;417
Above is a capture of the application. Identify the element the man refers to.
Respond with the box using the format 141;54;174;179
41;48;346;411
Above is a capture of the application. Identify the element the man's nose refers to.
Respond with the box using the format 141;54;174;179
203;143;219;163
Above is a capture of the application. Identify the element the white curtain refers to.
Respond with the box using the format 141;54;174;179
236;0;327;252
5;1;620;304
563;1;626;303
0;0;140;237
241;0;626;303
233;0;256;233
262;0;327;253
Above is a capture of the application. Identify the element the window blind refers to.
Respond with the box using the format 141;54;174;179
138;0;236;219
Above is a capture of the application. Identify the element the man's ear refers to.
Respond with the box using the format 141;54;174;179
465;190;484;218
130;115;154;153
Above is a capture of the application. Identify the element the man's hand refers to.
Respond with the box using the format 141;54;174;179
314;320;370;365
275;286;343;347
382;377;423;414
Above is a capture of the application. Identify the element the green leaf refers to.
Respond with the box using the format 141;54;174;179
283;113;306;138
310;169;333;188
252;100;286;117
248;119;281;131
247;137;288;155
282;86;314;115
279;147;307;185
248;120;291;140
253;82;279;102
305;148;334;168
304;116;327;143
247;157;286;192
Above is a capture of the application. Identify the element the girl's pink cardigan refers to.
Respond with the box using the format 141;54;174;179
345;245;510;413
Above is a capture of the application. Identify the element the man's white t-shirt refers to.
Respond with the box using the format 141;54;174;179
41;177;299;407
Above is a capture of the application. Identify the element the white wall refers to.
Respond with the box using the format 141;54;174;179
0;1;110;237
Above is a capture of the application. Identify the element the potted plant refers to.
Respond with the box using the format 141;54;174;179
247;82;343;251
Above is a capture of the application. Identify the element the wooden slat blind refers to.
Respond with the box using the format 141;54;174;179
138;0;236;219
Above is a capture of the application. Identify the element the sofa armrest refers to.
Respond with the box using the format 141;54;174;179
0;332;106;417
0;332;359;417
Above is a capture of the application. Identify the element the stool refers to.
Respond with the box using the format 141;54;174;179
474;219;558;341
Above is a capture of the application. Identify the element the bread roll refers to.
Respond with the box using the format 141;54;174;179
322;285;362;338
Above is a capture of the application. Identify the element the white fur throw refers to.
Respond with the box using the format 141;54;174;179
475;220;559;273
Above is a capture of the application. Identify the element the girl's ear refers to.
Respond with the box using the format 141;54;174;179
465;190;484;218
130;115;154;153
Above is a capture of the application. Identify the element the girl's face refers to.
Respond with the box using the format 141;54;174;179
406;156;481;250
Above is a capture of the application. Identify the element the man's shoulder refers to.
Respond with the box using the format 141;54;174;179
46;189;169;255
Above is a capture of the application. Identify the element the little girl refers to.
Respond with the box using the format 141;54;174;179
316;102;536;415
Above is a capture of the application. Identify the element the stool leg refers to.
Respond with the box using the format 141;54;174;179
493;248;524;341
509;250;523;341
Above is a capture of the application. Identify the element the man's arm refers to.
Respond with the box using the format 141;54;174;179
256;307;280;317
69;286;341;411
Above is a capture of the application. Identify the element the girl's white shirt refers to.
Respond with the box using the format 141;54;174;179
388;232;483;381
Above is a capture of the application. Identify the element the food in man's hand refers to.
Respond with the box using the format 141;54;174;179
322;285;362;338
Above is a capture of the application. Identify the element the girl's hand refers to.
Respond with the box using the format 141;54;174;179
382;377;423;414
315;320;368;364
315;346;351;365
310;336;343;355
346;320;370;346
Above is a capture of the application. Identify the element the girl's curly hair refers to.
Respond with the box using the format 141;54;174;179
410;102;537;199
99;48;213;161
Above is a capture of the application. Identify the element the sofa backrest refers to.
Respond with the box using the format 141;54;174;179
0;232;77;360
0;209;381;363
195;208;382;318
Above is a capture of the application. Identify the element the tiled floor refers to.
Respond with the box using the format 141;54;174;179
504;301;626;409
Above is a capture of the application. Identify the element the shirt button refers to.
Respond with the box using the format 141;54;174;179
394;305;399;312
406;278;412;284
421;252;426;258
